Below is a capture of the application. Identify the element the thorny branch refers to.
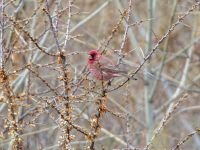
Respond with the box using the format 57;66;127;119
0;1;199;150
109;1;200;92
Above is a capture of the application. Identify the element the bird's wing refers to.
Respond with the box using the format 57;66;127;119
90;55;127;75
101;67;127;74
99;55;114;66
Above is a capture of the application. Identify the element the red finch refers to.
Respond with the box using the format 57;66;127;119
87;50;132;80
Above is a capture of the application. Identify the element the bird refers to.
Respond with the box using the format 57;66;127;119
87;50;133;80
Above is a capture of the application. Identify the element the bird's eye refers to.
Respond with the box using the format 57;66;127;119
89;54;95;60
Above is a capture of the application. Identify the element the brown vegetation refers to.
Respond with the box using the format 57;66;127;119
0;0;200;149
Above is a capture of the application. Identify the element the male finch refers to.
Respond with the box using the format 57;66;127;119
87;50;132;80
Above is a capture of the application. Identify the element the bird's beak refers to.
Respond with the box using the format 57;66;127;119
88;55;92;60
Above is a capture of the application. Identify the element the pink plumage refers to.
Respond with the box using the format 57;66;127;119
87;50;128;80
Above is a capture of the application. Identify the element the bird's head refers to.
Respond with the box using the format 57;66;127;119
88;50;100;63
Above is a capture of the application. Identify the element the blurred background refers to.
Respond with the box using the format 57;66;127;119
0;0;200;149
